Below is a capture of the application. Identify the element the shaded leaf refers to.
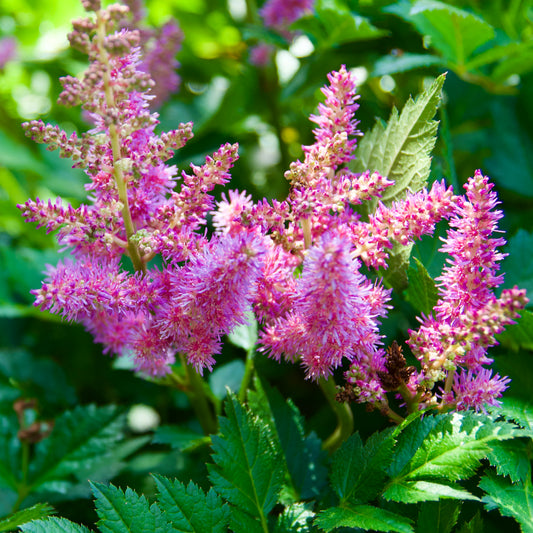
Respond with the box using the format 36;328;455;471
416;500;461;533
486;440;532;484
152;425;207;451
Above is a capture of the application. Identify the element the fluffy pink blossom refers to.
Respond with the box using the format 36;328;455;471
260;0;314;32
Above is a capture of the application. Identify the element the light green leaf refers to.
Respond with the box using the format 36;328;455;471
0;503;54;532
227;315;258;352
91;482;171;533
405;256;439;316
315;505;414;533
387;0;495;64
154;475;230;533
385;412;525;502
293;9;387;49
208;395;284;527
20;517;91;533
384;480;479;503
480;472;533;533
352;73;445;207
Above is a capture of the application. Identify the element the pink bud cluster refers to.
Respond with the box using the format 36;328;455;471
19;1;527;415
407;171;528;411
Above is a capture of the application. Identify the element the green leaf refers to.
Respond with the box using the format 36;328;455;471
385;412;524;503
405;257;439;316
455;512;484;533
272;503;315;533
315;505;414;533
227;315;258;352
0;503;54;532
331;428;395;504
208;360;246;400
352;73;445;206
259;382;328;500
502;229;533;307
384;480;479;504
293;9;387;49
387;0;495;64
208;395;284;528
153;474;230;533
29;405;127;493
496;310;533;351
373;53;447;77
152;425;208;451
480;472;533;533
20;517;91;533
497;398;533;431
351;74;445;289
486;440;532;484
92;482;171;533
416;500;461;533
486;101;533;198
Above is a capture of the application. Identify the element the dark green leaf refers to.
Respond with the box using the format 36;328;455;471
262;384;328;500
208;395;284;527
315;505;414;533
154;474;230;533
480;472;533;533
486;101;533;198
29;405;126;491
501;230;533;306
455;512;484;533
416;500;461;533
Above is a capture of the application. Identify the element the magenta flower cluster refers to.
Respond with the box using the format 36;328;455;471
19;1;527;413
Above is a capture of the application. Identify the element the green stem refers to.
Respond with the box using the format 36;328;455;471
182;358;218;435
398;382;419;414
96;11;144;273
319;377;354;452
239;347;256;403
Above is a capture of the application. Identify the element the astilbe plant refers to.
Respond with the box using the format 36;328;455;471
19;0;528;442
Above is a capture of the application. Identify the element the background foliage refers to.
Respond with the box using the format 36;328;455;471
0;0;533;531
